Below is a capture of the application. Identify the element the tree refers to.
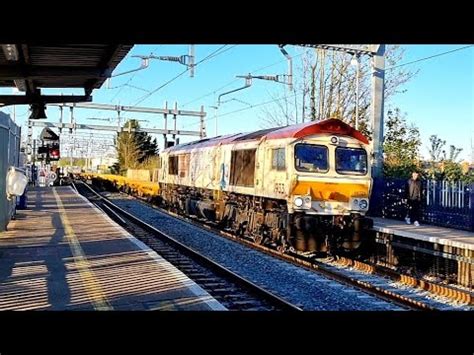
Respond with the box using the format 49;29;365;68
115;128;141;175
443;160;464;182
445;145;463;162
114;119;159;175
260;90;296;128
260;45;418;140
426;135;446;179
461;169;474;184
426;135;466;182
382;108;421;178
135;132;159;163
442;145;464;182
428;135;446;162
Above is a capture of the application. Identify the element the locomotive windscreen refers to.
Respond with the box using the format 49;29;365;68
335;147;368;175
294;144;329;173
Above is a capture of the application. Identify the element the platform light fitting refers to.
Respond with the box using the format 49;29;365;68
29;103;47;120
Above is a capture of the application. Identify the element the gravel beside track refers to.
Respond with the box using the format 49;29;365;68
105;192;403;311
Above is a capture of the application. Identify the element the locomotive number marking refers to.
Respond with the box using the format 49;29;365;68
274;183;285;195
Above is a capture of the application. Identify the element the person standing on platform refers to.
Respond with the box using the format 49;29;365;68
405;171;422;226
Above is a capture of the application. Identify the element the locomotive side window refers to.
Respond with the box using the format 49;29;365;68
230;149;256;187
335;147;367;175
178;154;190;178
169;156;178;175
294;144;328;173
271;148;286;171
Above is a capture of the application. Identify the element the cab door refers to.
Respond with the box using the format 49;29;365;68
261;145;288;199
254;144;266;196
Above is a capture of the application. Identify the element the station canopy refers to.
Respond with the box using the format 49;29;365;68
0;44;133;107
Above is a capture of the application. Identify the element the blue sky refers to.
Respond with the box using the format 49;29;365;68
388;45;473;162
2;44;473;161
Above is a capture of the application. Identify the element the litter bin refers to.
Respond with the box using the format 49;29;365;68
17;187;28;210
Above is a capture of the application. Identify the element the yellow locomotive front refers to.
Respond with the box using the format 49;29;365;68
286;132;373;253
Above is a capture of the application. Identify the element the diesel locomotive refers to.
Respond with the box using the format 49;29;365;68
156;118;374;254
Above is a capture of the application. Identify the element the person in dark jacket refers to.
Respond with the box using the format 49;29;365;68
405;171;422;226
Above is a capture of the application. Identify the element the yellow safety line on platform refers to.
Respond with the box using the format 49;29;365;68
52;188;112;310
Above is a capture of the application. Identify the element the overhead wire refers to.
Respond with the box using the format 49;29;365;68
130;45;237;107
182;49;305;107
109;46;161;102
184;45;473;130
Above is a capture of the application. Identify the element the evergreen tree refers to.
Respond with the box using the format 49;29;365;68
114;119;159;174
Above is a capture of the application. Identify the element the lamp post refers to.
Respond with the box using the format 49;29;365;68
351;54;360;130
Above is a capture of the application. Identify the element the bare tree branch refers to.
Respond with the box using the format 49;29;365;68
259;45;418;139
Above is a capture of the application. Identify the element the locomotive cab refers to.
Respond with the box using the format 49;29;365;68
288;132;373;254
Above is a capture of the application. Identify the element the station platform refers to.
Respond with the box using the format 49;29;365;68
372;217;474;253
0;186;225;311
372;217;473;288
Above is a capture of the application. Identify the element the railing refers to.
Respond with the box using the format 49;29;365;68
369;177;474;231
426;179;469;208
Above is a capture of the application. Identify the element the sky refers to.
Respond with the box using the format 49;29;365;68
1;44;473;161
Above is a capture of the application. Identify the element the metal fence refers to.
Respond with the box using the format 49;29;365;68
369;177;474;231
0;111;21;232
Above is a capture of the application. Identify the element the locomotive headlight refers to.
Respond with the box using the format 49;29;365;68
294;197;304;207
293;195;311;209
359;199;368;210
350;197;368;211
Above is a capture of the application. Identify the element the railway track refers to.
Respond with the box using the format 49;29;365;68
73;181;301;311
147;204;473;309
84;178;474;310
88;179;474;310
83;180;459;310
169;221;439;310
